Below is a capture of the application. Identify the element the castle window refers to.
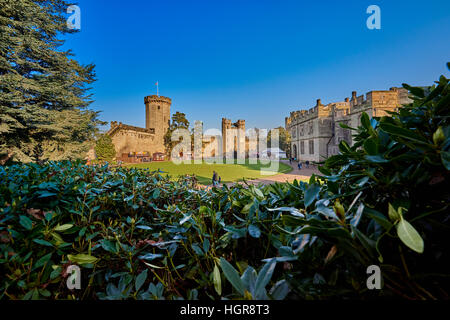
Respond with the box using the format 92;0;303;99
300;141;305;154
158;106;160;110
309;140;314;154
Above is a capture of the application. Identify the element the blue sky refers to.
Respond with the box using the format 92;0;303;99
65;0;450;131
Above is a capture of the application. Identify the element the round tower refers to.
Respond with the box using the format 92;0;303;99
144;95;172;139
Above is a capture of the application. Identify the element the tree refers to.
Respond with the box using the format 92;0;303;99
164;112;190;158
94;134;116;163
268;127;291;156
0;0;103;162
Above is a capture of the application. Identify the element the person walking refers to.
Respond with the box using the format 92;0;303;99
212;171;218;186
298;162;302;170
305;160;310;168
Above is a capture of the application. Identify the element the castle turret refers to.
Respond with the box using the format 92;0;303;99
144;95;172;140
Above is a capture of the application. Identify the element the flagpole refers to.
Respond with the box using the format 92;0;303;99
156;81;159;96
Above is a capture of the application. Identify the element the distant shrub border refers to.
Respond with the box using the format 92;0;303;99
0;65;449;300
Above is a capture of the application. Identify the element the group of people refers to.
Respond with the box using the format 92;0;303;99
212;170;221;186
289;157;310;170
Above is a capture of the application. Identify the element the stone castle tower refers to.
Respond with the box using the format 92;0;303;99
100;94;172;162
145;95;171;141
222;118;246;158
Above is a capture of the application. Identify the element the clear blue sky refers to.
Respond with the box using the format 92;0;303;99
65;0;450;131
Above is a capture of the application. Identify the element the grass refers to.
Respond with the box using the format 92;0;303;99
128;159;292;185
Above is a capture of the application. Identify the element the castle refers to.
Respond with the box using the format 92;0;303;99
221;118;246;158
285;87;411;162
106;95;171;162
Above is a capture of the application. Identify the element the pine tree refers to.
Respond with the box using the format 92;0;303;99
0;0;104;162
94;134;116;163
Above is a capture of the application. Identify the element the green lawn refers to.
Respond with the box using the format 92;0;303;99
128;160;292;185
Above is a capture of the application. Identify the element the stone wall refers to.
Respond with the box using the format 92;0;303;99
286;87;411;162
95;95;172;161
107;122;160;156
222;118;246;158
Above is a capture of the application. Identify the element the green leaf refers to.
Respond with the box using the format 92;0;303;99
267;207;305;217
213;264;222;295
339;140;351;153
339;122;356;130
191;243;204;256
379;123;428;144
19;215;33;230
220;257;245;296
138;253;163;261
441;151;450;170
33;239;54;247
248;224;261;238
203;238;210;253
152;188;161;199
304;184;320;207
254;258;277;298
34;253;52;269
363;138;379;155
37;191;57;198
269;280;290;300
54;224;73;231
388;203;401;222
409;86;425;98
364;207;392;230
67;254;98;264
351;226;376;257
241;266;257;295
254;188;264;198
100;239;118;253
361;112;371;130
135;269;148;292
365;155;389;163
396;219;424;253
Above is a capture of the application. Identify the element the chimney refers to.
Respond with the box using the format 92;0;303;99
316;99;321;106
345;97;349;102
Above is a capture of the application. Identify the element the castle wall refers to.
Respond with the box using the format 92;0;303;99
286;87;411;163
110;127;159;156
99;95;172;162
222;118;246;159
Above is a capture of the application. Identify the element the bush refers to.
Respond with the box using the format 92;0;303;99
94;135;116;163
0;66;448;300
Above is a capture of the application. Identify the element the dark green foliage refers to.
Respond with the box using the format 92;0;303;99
94;135;116;163
0;68;449;300
0;0;103;162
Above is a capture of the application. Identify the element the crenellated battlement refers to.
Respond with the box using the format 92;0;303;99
108;121;156;135
286;87;409;125
144;95;172;104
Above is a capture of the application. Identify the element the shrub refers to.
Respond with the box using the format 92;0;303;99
94;135;116;163
0;66;448;300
